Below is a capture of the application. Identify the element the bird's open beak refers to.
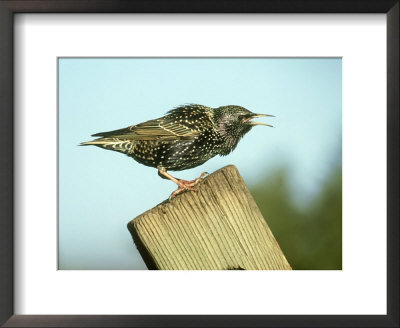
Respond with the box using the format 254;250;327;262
245;113;274;127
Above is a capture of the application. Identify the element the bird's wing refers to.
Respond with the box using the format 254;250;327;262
92;116;201;141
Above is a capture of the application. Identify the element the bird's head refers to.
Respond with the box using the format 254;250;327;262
214;105;273;155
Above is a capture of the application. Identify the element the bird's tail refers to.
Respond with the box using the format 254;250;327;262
79;139;109;146
79;138;133;154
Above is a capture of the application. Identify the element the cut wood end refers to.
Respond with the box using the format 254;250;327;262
127;165;292;270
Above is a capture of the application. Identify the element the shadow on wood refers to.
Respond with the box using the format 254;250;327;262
127;165;292;270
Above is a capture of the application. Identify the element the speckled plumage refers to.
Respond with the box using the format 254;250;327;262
81;104;272;197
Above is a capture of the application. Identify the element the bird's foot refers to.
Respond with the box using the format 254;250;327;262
178;172;208;187
169;180;196;199
169;172;209;199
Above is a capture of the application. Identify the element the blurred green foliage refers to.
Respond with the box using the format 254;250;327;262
250;166;342;270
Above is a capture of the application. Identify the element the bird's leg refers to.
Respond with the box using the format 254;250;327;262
157;167;208;198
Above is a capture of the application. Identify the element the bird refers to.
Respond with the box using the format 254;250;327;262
81;104;273;198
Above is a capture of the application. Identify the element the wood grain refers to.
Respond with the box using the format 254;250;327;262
127;165;291;270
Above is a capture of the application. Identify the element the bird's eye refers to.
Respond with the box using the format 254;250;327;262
238;115;245;120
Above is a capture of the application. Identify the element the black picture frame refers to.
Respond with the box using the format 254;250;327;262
0;1;398;327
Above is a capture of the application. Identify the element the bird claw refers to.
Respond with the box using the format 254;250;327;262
169;180;198;199
169;172;209;199
169;186;192;199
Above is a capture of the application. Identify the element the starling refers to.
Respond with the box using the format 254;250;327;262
81;104;273;198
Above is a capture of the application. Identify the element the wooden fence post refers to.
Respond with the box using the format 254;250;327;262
127;165;291;270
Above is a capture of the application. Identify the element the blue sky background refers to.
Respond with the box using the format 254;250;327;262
58;58;341;270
